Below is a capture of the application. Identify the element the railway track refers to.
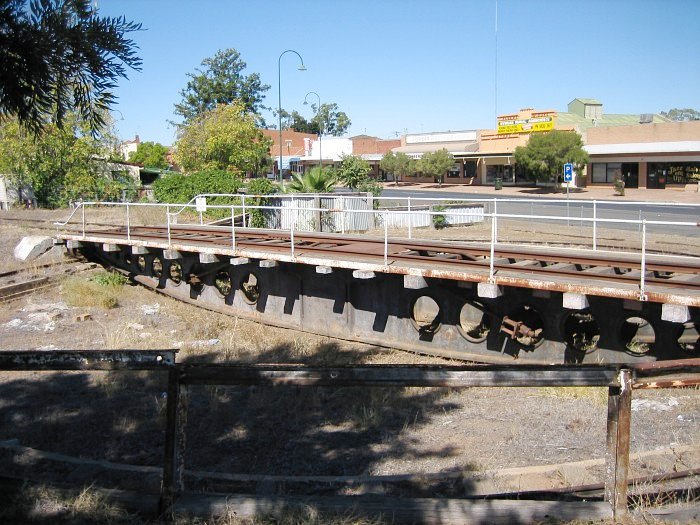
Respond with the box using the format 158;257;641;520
67;224;700;300
0;261;98;303
56;221;700;365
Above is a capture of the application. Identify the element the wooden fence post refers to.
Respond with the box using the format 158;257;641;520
159;367;189;516
605;368;632;518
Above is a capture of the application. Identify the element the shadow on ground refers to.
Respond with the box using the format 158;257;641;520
0;342;486;522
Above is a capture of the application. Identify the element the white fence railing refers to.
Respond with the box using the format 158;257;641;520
55;194;699;302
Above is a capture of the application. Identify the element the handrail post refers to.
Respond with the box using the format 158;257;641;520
231;205;236;253
593;200;598;251
242;195;246;228
639;220;648;301
408;196;412;239
166;205;171;247
290;212;295;260
126;203;131;242
384;211;388;267
605;369;632;520
493;198;498;242
81;203;85;239
489;211;497;283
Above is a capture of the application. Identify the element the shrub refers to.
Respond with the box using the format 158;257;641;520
245;177;278;228
153;169;244;203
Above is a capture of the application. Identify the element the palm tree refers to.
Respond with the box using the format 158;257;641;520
288;167;337;193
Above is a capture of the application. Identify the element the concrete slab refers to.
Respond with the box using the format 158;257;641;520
199;253;220;264
661;304;691;323
353;270;375;280
404;275;428;289
231;257;250;266
163;250;182;260
563;292;589;310
316;266;333;274
14;236;54;261
477;282;502;298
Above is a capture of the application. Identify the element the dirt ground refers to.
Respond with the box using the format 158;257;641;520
0;210;698;522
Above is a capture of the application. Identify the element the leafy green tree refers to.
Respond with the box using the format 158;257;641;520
660;108;700;121
288;168;337;193
128;141;170;169
380;151;414;185
335;155;371;189
334;155;382;197
277;102;351;136
173;48;269;125
312;103;351;136
0;114;124;206
174;102;272;175
418;148;453;187
0;0;142;135
514;130;589;185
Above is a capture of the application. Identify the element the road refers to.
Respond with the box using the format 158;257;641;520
380;188;700;236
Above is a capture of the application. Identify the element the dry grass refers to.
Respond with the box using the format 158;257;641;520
538;386;609;406
0;484;141;524
61;275;122;309
172;506;384;525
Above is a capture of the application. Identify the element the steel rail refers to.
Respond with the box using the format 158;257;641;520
82;223;700;275
69;225;700;296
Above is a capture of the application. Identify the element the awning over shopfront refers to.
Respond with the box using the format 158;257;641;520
392;141;478;158
585;141;700;155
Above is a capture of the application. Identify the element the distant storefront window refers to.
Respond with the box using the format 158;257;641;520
464;161;477;179
448;163;461;178
485;166;497;183
648;162;700;185
591;163;622;183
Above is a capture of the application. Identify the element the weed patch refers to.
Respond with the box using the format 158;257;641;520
61;271;128;309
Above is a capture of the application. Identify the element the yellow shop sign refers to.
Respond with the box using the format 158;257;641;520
498;116;555;134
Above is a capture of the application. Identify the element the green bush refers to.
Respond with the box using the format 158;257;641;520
91;271;128;287
432;205;448;229
153;169;244;203
245;177;278;228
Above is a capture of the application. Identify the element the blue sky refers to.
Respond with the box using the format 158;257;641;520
100;0;700;146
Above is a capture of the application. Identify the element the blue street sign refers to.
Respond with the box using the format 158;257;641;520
563;163;573;183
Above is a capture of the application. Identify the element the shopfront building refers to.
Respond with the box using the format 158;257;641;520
584;121;700;188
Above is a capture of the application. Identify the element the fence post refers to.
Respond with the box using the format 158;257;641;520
242;195;246;228
81;203;86;239
408;196;412;239
159;367;189;515
604;368;632;519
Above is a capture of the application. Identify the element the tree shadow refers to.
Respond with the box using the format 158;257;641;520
0;340;487;517
178;343;476;498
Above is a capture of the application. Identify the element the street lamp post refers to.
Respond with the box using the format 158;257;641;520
304;91;322;173
278;50;306;186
